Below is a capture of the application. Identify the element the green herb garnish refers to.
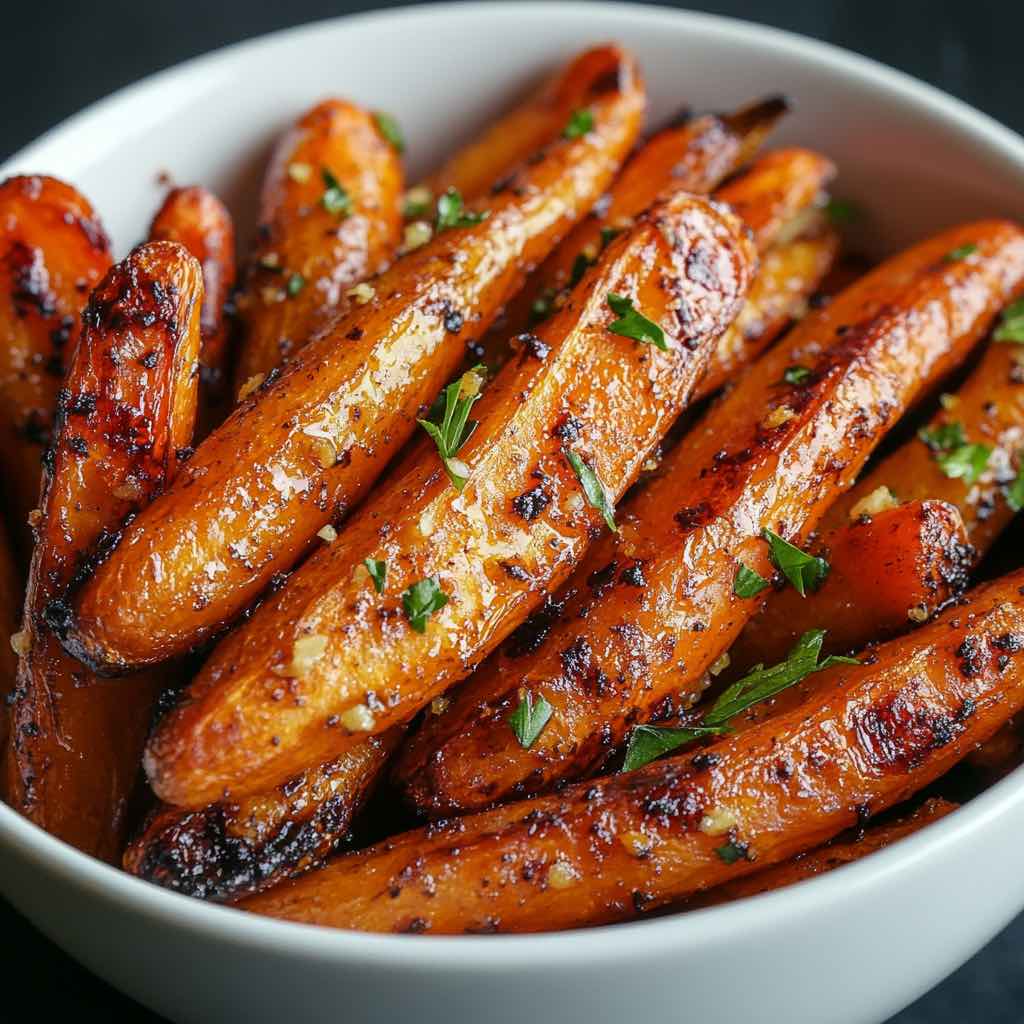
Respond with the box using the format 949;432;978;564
763;529;829;597
569;251;594;288
417;367;485;490
364;558;387;594
529;289;556;325
783;365;812;386
286;272;305;297
599;226;622;250
936;443;992;484
945;243;978;262
918;421;967;452
825;198;862;225
321;168;352;216
401;577;449;633
621;724;728;772
374;111;404;153
734;563;770;598
508;690;554;748
1007;456;1024;512
564;448;617;533
435;187;489;232
607;293;668;351
994;299;1024;344
563;108;595;139
715;840;749;865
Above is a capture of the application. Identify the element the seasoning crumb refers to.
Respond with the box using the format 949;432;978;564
288;634;328;676
237;373;265;402
10;631;30;657
907;603;930;623
849;485;899;520
709;651;731;677
340;704;376;732
317;524;338;543
346;282;376;305
546;860;578;890
287;162;313;184
762;405;796;430
430;696;451;716
699;805;739;836
402;221;433;253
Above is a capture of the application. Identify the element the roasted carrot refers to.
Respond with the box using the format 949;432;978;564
727;499;972;673
232;98;403;386
0;521;20;782
687;798;957;908
243;569;1024;934
124;728;401;901
0;175;111;556
144;189;756;809
4;241;201;861
419;45;658;204
149;185;236;434
63;49;645;674
395;219;1024;818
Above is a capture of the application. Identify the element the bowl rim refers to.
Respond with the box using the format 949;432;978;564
3;0;1024;967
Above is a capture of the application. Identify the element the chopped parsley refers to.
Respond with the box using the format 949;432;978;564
435;187;489;232
563;108;595;139
529;288;556;325
508;690;554;748
994;299;1024;344
824;198;862;225
569;251;594;288
286;272;305;297
374;111;404;153
715;840;749;864
918;421;967;451
320;168;352;216
1007;456;1024;512
919;421;991;484
763;529;829;597
621;724;727;772
607;293;668;350
364;558;387;594
945;243;977;262
418;367;485;490
402;185;433;220
783;365;812;385
564;448;617;532
401;577;448;633
734;563;770;598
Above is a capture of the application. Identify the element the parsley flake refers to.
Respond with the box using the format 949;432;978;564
994;299;1024;344
715;840;749;865
937;442;992;484
734;563;770;598
621;724;727;772
763;529;829;597
783;365;812;385
607;292;668;350
321;168;352;216
508;690;554;748
529;288;556;325
918;421;967;452
374;111;405;153
824;198;862;225
945;243;978;262
286;272;305;297
435;187;489;232
1007;455;1024;512
569;251;594;288
563;108;595;139
364;558;387;594
417;367;485;490
564;448;617;532
401;577;448;633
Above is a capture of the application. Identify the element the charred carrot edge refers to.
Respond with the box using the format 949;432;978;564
727;499;972;674
0;522;20;788
824;337;1024;555
124;728;401;901
242;569;1024;934
0;175;111;557
419;45;669;203
686;798;957;909
3;241;202;861
64;49;645;675
394;218;1024;818
143;188;755;810
232;98;403;387
149;185;237;435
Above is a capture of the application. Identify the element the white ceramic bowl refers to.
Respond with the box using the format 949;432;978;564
3;5;1024;1022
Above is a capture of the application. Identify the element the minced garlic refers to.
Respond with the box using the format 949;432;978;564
237;373;265;401
849;485;899;520
10;631;30;657
620;831;654;857
288;634;328;676
287;162;312;184
317;524;338;543
402;221;432;253
709;651;731;677
430;696;451;716
699;805;739;836
546;860;579;890
907;604;930;624
339;704;376;732
762;405;796;430
346;282;376;305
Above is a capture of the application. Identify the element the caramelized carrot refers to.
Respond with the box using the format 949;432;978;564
0;522;20;783
144;190;756;809
4;242;201;860
149;185;236;434
232;99;403;386
243;570;1024;934
124;728;401;901
395;220;1024;817
62;48;646;674
727;499;972;673
0;175;111;555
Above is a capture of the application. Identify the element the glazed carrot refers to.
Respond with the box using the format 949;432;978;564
124;728;401;901
0;175;111;555
232;98;403;386
727;499;972;673
687;798;957;909
395;219;1024;817
0;522;20;781
4;242;201;861
243;569;1024;934
419;45;661;203
144;190;756;809
824;336;1024;553
61;47;645;674
149;185;237;434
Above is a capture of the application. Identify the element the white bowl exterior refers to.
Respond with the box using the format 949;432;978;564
2;5;1024;1022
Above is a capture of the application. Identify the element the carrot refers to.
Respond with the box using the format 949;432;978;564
143;189;756;809
3;241;201;861
242;569;1024;934
395;219;1024;818
123;728;401;901
0;522;20;785
232;99;403;386
687;797;957;908
149;185;237;434
0;175;111;557
61;47;646;674
727;499;972;673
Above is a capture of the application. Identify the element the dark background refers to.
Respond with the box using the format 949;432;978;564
1;1;1022;1020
